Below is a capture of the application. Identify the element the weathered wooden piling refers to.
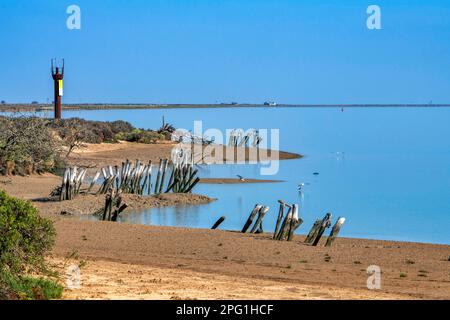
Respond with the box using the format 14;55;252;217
311;213;332;246
325;217;345;247
287;204;303;241
154;159;163;194
304;219;321;244
250;206;270;234
211;216;226;230
158;159;169;194
273;200;286;240
57;166;88;201
241;204;263;233
101;188;128;222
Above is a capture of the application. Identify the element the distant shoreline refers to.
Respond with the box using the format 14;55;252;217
1;103;450;113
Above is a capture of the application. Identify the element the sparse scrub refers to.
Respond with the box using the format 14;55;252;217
0;116;172;176
0;116;62;175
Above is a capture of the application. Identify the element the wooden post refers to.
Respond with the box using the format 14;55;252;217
304;219;321;244
87;172;100;193
211;216;226;230
184;177;200;193
287;204;303;241
312;213;332;246
154;159;163;194
158;159;169;194
241;204;262;233
325;217;345;247
273;200;285;239
276;205;293;240
250;206;269;234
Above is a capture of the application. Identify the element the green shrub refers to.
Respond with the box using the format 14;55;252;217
0;190;60;300
0;190;55;274
0;269;62;300
115;129;164;143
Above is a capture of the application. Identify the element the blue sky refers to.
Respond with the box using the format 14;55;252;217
0;0;449;104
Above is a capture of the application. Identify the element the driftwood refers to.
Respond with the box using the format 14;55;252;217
325;217;346;247
211;216;226;230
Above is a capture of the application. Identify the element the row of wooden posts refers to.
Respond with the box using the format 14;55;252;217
56;159;200;201
95;159;200;195
58;166;87;201
228;130;262;148
210;200;346;247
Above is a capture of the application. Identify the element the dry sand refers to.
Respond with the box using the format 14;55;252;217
54;258;409;300
68;141;301;173
51;219;450;300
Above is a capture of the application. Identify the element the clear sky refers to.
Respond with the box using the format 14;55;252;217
0;0;449;104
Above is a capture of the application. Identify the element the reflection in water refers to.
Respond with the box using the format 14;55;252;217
33;107;450;244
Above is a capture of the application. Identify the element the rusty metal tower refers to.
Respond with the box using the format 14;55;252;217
51;59;64;119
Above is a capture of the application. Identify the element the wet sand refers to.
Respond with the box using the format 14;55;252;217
1;174;215;216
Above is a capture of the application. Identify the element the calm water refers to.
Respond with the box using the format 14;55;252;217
40;107;450;244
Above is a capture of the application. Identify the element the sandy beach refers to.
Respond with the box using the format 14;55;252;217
1;142;449;300
67;141;301;173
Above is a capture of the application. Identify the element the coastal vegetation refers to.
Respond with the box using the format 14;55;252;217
0;116;171;175
0;190;62;300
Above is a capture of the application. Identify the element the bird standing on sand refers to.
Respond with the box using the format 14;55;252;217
237;175;245;182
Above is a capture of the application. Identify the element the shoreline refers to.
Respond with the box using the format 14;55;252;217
1;173;449;299
1;142;449;300
1;103;450;113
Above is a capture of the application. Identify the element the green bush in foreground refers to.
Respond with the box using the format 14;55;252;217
0;269;63;300
0;190;62;300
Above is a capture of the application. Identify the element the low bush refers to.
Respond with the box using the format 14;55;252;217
0;116;61;175
0;270;62;300
0;190;61;300
115;129;164;144
0;116;171;175
0;190;55;274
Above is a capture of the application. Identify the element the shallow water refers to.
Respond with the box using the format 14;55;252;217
40;107;450;244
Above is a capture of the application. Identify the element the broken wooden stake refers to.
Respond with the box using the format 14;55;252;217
241;204;262;233
211;216;226;230
311;213;332;246
250;206;270;234
325;217;346;247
